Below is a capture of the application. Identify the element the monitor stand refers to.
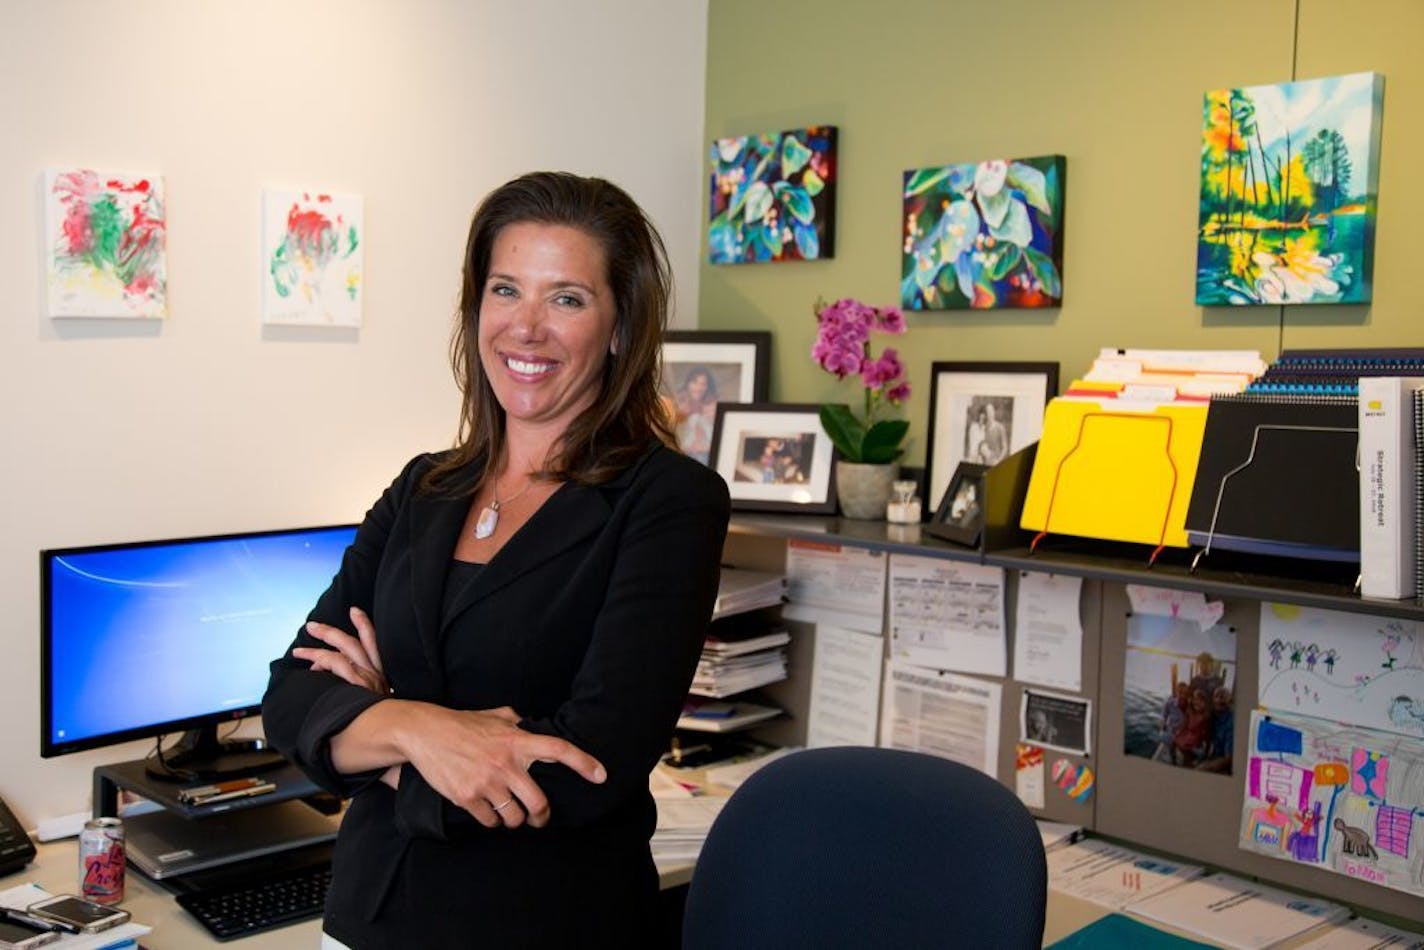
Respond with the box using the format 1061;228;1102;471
144;725;287;781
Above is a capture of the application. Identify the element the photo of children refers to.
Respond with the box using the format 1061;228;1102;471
1123;614;1237;774
733;432;815;485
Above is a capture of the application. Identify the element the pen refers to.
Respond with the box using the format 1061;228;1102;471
191;782;277;806
179;776;266;801
2;907;75;933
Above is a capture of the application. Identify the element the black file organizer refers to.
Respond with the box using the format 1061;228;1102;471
981;442;1039;554
1184;396;1360;569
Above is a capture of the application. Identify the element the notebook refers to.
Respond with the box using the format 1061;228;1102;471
1184;392;1359;561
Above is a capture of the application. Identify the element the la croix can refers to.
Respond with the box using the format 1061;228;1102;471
80;817;125;905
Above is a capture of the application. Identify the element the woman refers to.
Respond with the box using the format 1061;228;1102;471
262;172;731;948
672;365;718;463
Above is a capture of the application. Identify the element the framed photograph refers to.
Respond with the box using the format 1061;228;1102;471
924;361;1058;511
661;331;771;465
708;402;838;513
1020;688;1092;757
926;462;987;547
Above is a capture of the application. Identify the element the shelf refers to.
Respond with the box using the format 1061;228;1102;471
728;514;1424;621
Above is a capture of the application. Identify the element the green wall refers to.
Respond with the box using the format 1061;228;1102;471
699;0;1423;467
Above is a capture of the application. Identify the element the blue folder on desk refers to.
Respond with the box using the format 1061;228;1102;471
1047;913;1213;949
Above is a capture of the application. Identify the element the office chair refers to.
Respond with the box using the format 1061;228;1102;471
682;746;1047;950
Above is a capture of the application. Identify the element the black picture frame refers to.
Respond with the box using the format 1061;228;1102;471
708;402;839;514
924;360;1058;516
661;331;772;465
926;461;989;547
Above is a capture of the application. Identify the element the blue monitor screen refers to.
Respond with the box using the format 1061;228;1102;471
41;525;356;757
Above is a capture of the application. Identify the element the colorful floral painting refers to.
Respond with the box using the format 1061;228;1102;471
45;168;167;318
708;125;836;264
1197;72;1384;306
262;189;364;327
901;155;1065;310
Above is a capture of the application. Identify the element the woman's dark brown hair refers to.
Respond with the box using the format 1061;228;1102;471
424;171;675;495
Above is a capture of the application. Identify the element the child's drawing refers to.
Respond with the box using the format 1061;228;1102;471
1258;603;1424;739
1240;709;1424;898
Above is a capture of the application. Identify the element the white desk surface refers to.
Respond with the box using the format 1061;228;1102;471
16;836;1126;949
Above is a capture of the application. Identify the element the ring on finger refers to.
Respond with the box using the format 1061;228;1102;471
492;798;515;812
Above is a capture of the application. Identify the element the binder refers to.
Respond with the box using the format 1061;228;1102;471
1358;378;1424;598
1020;397;1209;553
1184;393;1359;563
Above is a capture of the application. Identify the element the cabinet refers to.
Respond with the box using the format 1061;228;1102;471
722;512;1424;925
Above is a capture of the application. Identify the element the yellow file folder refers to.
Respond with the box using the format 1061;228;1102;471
1020;398;1210;550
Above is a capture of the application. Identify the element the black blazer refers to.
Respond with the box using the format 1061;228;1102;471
262;444;730;949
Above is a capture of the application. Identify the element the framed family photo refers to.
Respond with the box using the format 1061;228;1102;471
925;462;987;547
661;331;771;465
708;402;838;513
924;361;1058;512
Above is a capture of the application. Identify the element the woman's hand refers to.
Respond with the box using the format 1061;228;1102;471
293;606;389;696
393;703;605;831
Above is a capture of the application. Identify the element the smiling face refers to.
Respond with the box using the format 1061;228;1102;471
477;222;618;442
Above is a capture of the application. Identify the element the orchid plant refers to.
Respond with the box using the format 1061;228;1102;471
811;298;911;464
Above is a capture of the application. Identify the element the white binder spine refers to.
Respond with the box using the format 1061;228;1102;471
1358;376;1424;598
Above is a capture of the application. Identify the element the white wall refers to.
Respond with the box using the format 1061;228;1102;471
0;0;708;826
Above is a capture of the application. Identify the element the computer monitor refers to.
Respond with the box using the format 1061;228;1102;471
40;524;357;780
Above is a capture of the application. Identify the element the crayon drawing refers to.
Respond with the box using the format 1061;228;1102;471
1240;709;1424;898
1258;603;1424;739
1197;72;1384;306
45;168;167;318
262;189;364;327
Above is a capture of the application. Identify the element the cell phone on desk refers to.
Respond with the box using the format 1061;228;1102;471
26;895;129;934
0;917;60;949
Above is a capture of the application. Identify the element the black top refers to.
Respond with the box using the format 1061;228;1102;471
262;444;730;949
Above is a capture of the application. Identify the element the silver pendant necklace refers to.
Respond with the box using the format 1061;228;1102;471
473;476;535;540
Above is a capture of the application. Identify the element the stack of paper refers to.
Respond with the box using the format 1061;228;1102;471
712;567;787;619
0;883;152;949
1047;838;1201;910
1126;871;1348;949
650;797;726;865
690;645;787;697
1292;916;1424;949
1036;819;1083;852
702;746;800;792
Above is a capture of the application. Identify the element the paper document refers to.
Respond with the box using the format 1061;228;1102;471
713;567;787;619
879;662;1001;776
1013;571;1083;690
1292;916;1424;949
1035;819;1081;851
889;554;1006;676
806;624;884;747
783;539;886;633
703;746;800;792
1126;871;1348;950
1046;838;1201;909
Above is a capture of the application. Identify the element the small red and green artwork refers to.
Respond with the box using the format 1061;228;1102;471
708;125;836;264
262;189;364;327
1197;72;1384;306
45;168;167;318
901;155;1065;311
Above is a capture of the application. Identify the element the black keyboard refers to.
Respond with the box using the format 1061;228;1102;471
176;863;331;941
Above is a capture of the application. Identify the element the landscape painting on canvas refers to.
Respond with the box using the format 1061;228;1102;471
1197;72;1384;306
45;168;167;318
901;156;1065;310
708;125;836;264
262;189;364;327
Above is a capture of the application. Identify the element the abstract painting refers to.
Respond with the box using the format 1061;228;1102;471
901;155;1065;310
262;189;364;327
1197;72;1384;306
45;168;167;318
1239;709;1424;899
708;125;836;264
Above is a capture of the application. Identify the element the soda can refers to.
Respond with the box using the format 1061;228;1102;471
80;817;125;905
